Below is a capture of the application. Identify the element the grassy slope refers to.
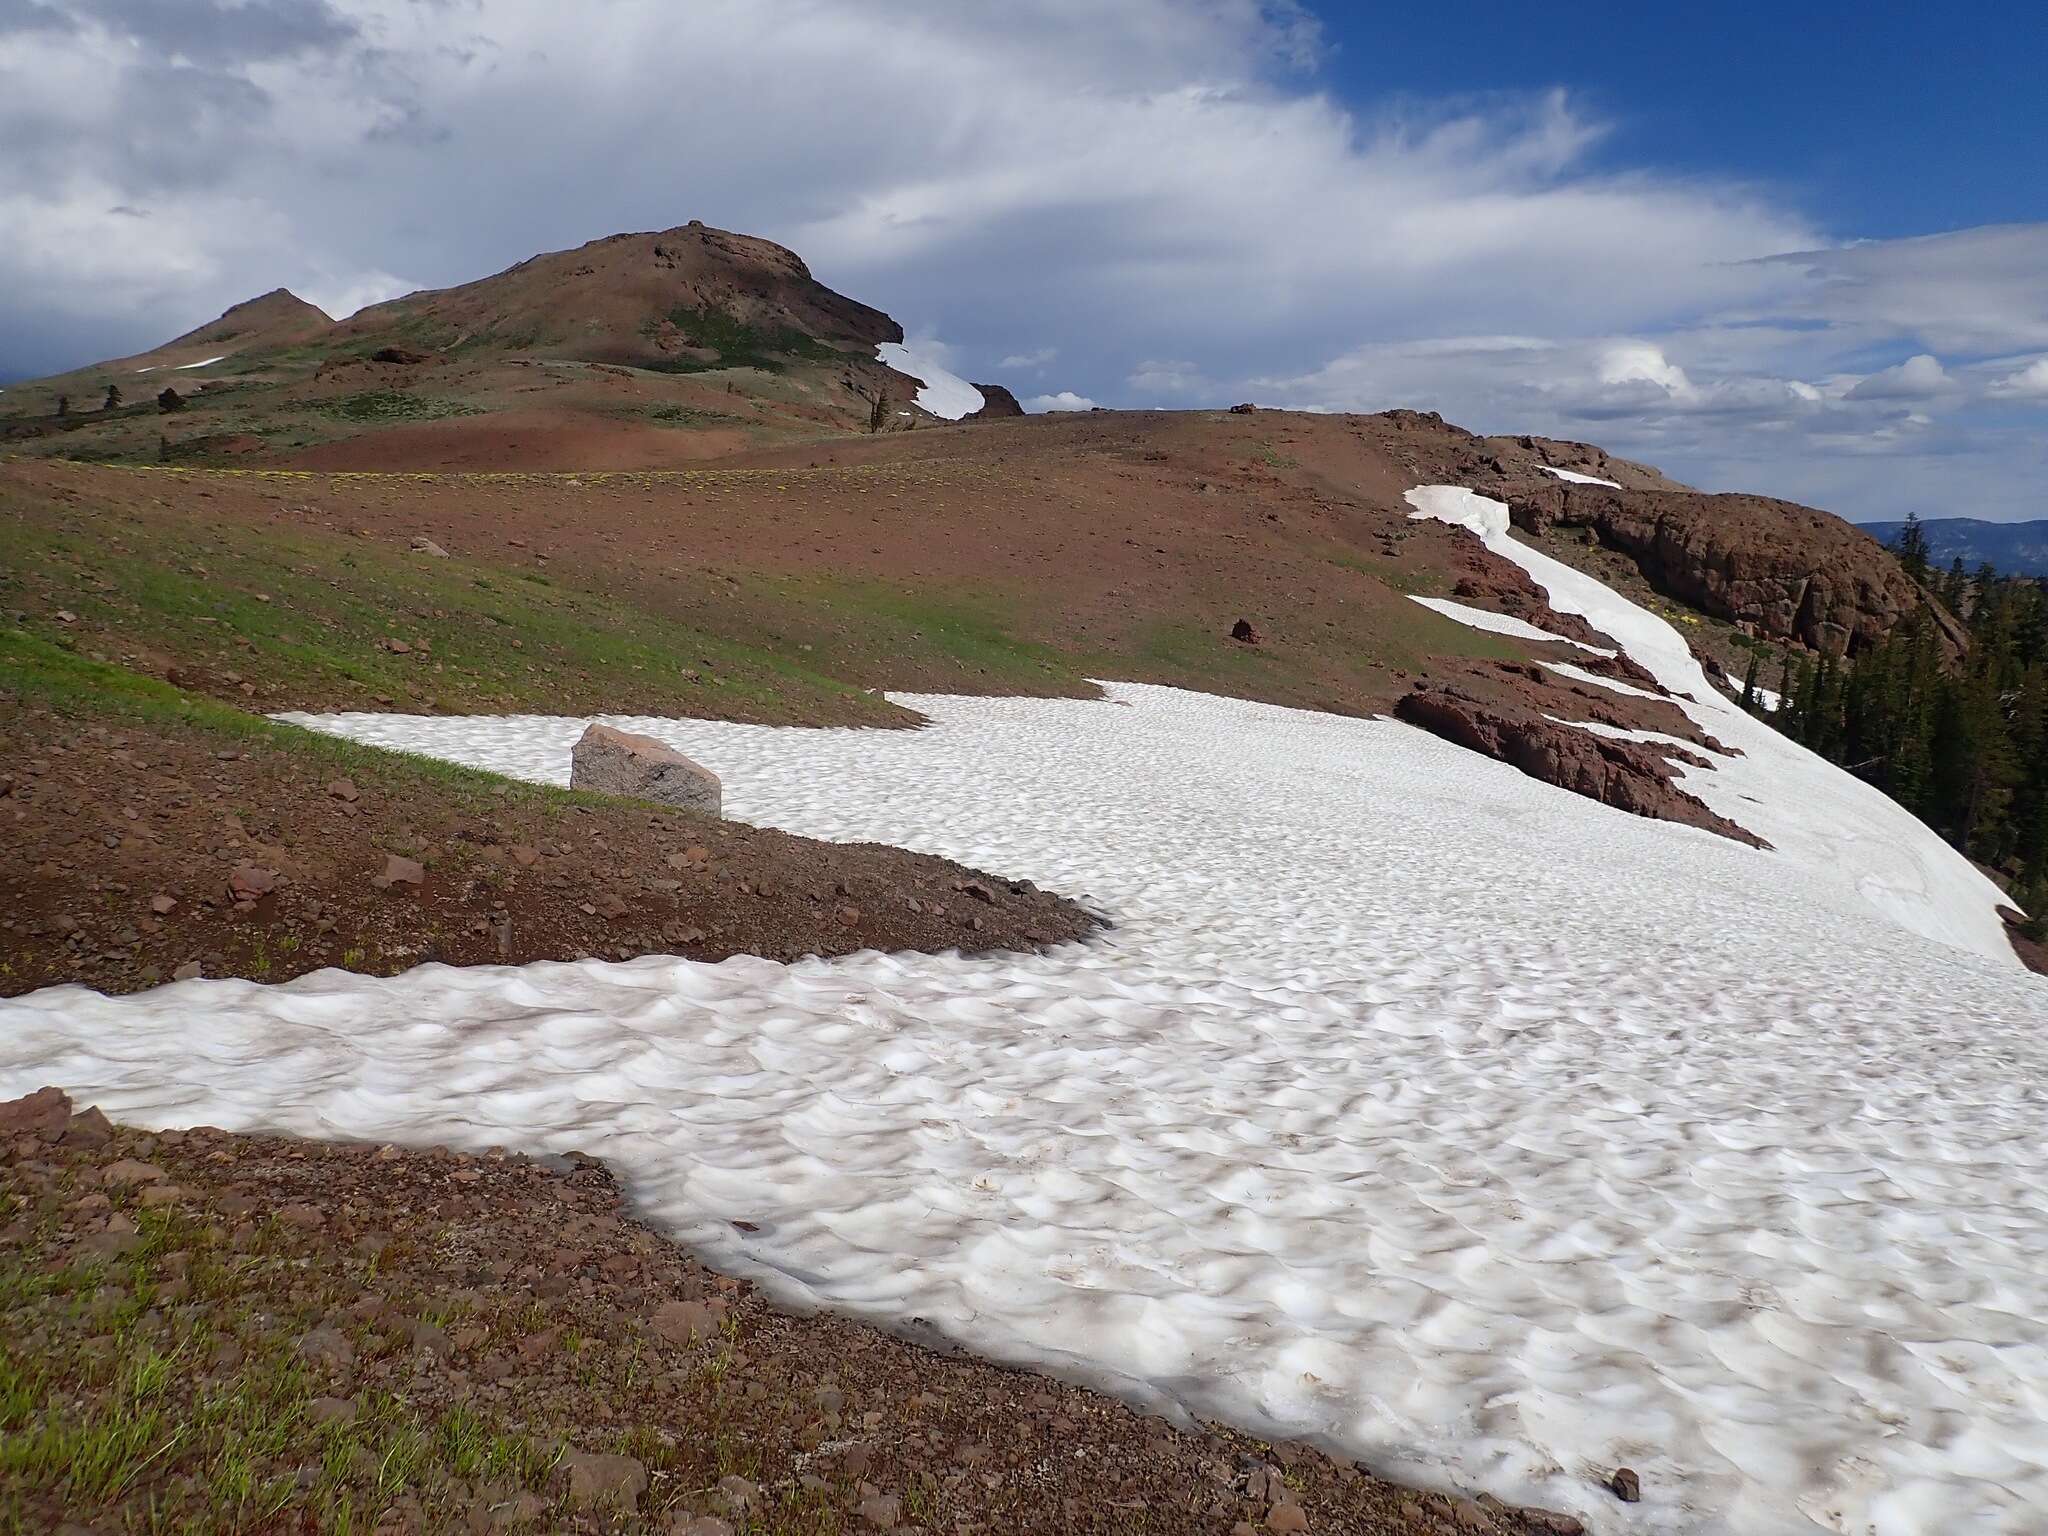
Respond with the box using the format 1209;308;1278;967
0;629;601;812
2;489;922;724
3;458;1522;728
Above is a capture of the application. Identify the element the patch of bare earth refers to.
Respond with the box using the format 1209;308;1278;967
0;702;1093;998
1;1087;1599;1535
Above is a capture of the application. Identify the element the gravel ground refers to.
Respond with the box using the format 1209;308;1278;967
0;1087;1598;1535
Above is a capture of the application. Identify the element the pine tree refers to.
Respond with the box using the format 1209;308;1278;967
1740;649;1762;712
1942;556;1968;612
1893;513;1931;584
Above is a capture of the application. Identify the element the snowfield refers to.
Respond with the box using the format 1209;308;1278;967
875;341;984;420
7;488;2048;1534
1542;466;1622;488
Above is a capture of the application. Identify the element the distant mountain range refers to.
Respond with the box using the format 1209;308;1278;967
1861;518;2048;577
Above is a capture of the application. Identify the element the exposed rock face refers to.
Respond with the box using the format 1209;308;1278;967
1499;481;1964;659
570;724;721;816
965;384;1025;420
1394;683;1767;848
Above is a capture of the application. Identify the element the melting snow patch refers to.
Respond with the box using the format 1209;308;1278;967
5;664;2047;1535
876;341;983;420
174;354;229;370
1405;484;2015;961
1409;595;1615;656
1541;466;1621;488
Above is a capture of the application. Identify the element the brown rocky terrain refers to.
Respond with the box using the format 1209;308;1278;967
1395;678;1763;847
0;689;1093;999
0;1086;1599;1536
965;385;1025;420
332;224;902;377
1485;477;1964;659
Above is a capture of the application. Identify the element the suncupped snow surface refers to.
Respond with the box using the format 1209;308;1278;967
6;489;2047;1534
875;341;984;420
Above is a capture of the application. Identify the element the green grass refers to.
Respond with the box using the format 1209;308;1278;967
0;629;614;813
735;575;1096;696
651;304;850;374
0;1226;565;1532
315;391;482;424
0;509;903;722
645;403;742;426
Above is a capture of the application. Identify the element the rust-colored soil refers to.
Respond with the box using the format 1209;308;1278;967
285;406;759;473
0;1087;1595;1535
0;699;1094;999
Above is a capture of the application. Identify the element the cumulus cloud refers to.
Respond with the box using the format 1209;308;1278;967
1989;358;2048;400
1845;353;1957;401
1027;391;1098;412
2;0;2045;515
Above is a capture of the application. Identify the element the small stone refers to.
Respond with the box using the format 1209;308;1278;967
410;536;450;558
64;1106;115;1146
857;1492;900;1530
226;862;278;901
562;1450;646;1513
1266;1501;1309;1533
150;894;177;915
327;779;360;803
0;1085;71;1139
374;854;425;888
509;844;539;867
102;1158;167;1185
138;1184;187;1207
173;961;203;981
298;1326;356;1369
650;1299;721;1344
1231;617;1262;644
714;1475;759;1514
308;1395;359;1427
488;1491;546;1529
276;1202;327;1228
1610;1467;1642;1503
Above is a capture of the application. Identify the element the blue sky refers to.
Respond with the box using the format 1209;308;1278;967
3;0;2044;521
1320;3;2046;238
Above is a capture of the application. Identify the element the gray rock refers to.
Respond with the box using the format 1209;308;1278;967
562;1450;647;1512
570;724;720;816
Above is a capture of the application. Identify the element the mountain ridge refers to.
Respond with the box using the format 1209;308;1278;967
1861;516;2048;576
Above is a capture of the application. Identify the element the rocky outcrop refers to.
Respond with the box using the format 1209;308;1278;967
570;724;721;816
1498;481;1965;659
966;384;1024;420
1394;684;1767;847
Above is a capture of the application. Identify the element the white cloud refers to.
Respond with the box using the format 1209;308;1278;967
1845;353;1957;401
1596;342;1695;401
1027;390;1098;412
1;1;2045;515
1989;357;2048;400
